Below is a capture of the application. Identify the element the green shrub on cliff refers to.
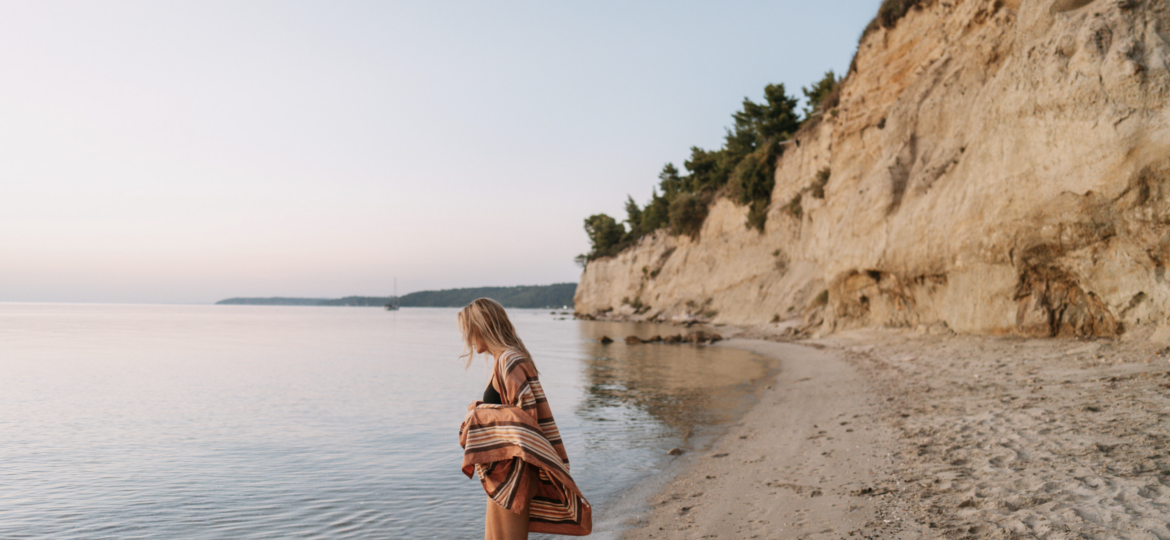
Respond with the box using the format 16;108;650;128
862;0;928;38
640;188;671;232
623;196;644;239
810;167;831;199
669;192;709;239
802;71;840;120
681;146;731;193
731;146;777;232
657;163;684;198
729;83;801;156
583;213;626;260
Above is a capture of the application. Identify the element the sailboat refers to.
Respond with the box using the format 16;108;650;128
384;278;400;311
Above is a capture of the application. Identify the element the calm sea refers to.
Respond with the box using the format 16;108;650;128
0;303;775;539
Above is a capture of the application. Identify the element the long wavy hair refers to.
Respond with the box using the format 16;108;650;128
457;298;537;373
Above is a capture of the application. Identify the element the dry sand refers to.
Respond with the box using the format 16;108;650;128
614;331;1170;540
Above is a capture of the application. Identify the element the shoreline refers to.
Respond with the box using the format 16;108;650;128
610;337;910;539
585;330;785;540
608;329;1170;539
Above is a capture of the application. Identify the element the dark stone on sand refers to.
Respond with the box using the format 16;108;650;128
685;330;723;344
667;448;685;456
599;336;614;344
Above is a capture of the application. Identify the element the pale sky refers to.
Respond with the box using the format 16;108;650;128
0;0;879;304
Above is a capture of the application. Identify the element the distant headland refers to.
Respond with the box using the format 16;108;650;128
215;283;576;309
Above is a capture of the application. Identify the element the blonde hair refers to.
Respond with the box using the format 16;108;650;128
457;298;537;373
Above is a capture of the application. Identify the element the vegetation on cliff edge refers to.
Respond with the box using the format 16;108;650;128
578;71;840;266
862;0;930;41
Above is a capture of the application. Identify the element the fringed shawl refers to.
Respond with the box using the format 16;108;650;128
459;349;592;536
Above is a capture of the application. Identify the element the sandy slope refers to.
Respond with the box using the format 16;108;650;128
616;332;1170;540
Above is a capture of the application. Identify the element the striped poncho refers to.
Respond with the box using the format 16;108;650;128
459;350;592;536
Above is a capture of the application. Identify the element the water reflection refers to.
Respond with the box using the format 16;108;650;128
575;321;775;449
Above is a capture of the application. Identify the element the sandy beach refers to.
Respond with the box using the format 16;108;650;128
614;331;1170;540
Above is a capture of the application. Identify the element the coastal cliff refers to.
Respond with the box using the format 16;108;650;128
575;0;1170;339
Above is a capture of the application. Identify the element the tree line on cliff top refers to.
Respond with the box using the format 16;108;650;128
578;0;926;266
577;72;838;266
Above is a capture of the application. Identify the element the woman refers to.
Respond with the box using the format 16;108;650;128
457;298;592;539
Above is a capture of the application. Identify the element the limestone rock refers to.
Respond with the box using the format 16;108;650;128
576;0;1170;340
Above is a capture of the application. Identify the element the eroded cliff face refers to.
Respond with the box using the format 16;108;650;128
575;0;1170;339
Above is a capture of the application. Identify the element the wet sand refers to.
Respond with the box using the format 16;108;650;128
614;330;1170;540
615;339;904;539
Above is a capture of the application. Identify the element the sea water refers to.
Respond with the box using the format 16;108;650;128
0;303;774;539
